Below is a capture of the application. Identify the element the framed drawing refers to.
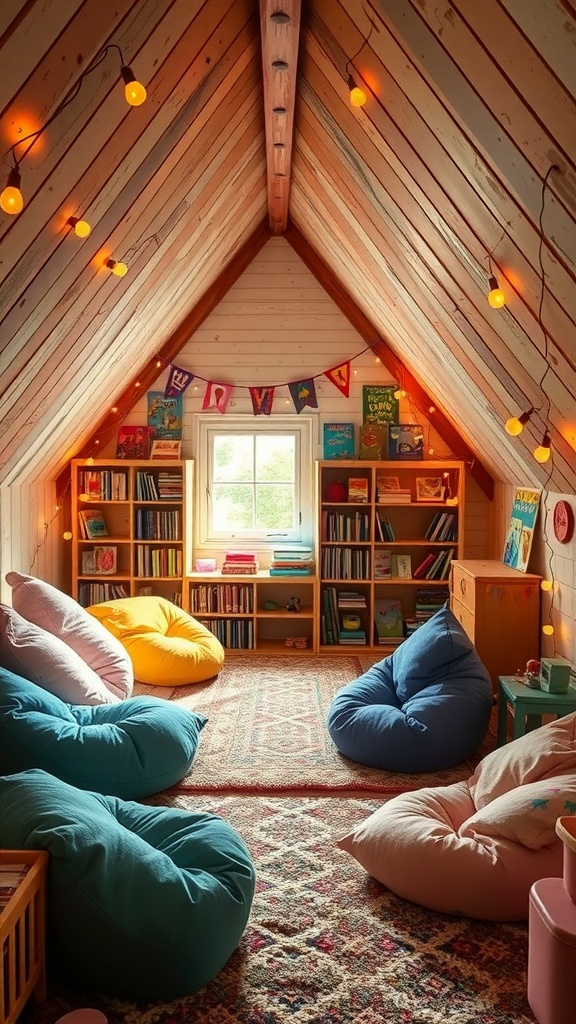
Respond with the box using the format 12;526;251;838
415;476;444;502
376;474;400;492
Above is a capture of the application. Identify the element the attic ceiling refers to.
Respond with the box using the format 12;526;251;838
1;0;575;497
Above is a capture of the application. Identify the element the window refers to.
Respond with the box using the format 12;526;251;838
195;415;316;548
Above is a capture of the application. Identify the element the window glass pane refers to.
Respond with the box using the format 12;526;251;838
255;484;294;529
256;435;295;482
213;483;254;530
213;436;254;482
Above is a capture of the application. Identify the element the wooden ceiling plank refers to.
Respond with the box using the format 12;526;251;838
259;0;301;233
0;15;260;362
284;220;494;499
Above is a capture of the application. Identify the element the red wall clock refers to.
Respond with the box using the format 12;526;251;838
553;500;574;543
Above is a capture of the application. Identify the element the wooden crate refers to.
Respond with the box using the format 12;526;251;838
1;851;48;1024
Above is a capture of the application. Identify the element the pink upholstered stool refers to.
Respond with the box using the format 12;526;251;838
528;877;576;1024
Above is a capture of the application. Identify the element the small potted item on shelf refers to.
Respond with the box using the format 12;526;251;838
518;658;541;688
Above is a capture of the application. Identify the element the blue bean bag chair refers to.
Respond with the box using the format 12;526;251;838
0;666;206;799
0;770;255;999
327;606;493;773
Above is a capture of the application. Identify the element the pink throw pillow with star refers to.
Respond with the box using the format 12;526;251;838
459;776;576;849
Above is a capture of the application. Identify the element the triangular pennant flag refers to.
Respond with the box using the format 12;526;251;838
202;381;233;414
325;361;351;398
164;364;194;398
250;386;275;415
288;378;318;414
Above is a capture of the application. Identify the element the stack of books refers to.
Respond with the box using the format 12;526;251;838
337;590;367;609
269;546;313;576
415;587;449;623
221;550;260;575
377;488;411;504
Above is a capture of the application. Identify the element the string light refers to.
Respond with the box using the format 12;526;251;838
67;216;91;238
505;409;533;436
106;259;128;277
345;20;373;108
487;275;505;308
541;579;553;592
1;44;146;216
63;531;73;541
533;430;551;463
542;623;554;636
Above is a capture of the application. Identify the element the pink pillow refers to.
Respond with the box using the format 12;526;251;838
469;713;576;810
0;604;119;705
461;777;576;849
6;572;133;700
337;781;563;920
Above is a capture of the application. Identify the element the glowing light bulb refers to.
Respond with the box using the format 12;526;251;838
85;457;94;466
106;259;128;277
394;388;407;400
505;410;532;436
63;531;73;541
347;75;367;108
0;168;24;215
488;276;505;308
533;431;551;463
541;580;553;592
78;493;91;502
121;66;147;106
68;216;91;238
542;624;554;636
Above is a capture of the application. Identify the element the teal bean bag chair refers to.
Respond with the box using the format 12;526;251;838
0;666;206;799
0;770;255;999
327;606;493;773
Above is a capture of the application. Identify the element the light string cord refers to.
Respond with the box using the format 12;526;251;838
3;44;128;172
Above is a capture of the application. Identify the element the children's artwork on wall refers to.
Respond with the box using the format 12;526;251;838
202;382;233;414
323;423;355;459
115;425;153;459
502;488;541;572
362;385;399;424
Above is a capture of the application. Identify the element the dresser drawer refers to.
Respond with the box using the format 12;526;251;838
450;597;476;644
450;563;477;614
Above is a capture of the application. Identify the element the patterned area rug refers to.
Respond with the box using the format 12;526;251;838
134;657;495;794
24;795;535;1024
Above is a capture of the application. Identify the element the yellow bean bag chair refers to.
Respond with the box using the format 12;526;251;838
87;596;224;686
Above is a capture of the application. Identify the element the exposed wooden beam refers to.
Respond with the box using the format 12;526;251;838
259;0;301;234
285;223;494;500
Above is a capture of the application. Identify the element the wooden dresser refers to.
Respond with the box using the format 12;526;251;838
449;559;541;690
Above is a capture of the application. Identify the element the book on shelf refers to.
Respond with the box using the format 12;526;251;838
115;425;154;459
323;422;355;460
347;477;369;502
374;549;392;578
224;550;259;562
412;551;437;579
378;489;412;504
415;475;444;502
222;562;260;575
392;553;412;578
82;545;117;575
376;474;400;496
269;566;310;576
374;598;404;643
387;424;424;460
150;438;182;460
376;516;395;541
359;423;388;460
337;591;367;608
78;509;108;539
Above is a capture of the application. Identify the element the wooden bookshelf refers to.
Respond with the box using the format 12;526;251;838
317;460;465;654
71;459;193;608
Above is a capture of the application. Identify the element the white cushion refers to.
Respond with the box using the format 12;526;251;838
460;776;576;849
6;571;133;700
0;604;119;705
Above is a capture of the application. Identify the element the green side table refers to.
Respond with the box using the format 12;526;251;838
497;675;576;746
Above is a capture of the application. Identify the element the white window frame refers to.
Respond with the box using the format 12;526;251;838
194;414;317;550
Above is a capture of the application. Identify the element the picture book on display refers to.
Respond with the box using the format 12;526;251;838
81;546;117;575
150;438;182;460
388;424;424;460
323;423;355;460
374;598;404;643
147;391;183;439
115;425;154;459
502;488;541;572
362;385;399;425
347;477;369;502
359;423;388;460
78;509;108;539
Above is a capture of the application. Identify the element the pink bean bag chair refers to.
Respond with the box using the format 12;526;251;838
338;712;576;920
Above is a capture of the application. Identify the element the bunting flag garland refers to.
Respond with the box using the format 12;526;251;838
202;381;233;414
325;361;351;397
250;386;275;415
164;364;195;398
289;378;318;414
